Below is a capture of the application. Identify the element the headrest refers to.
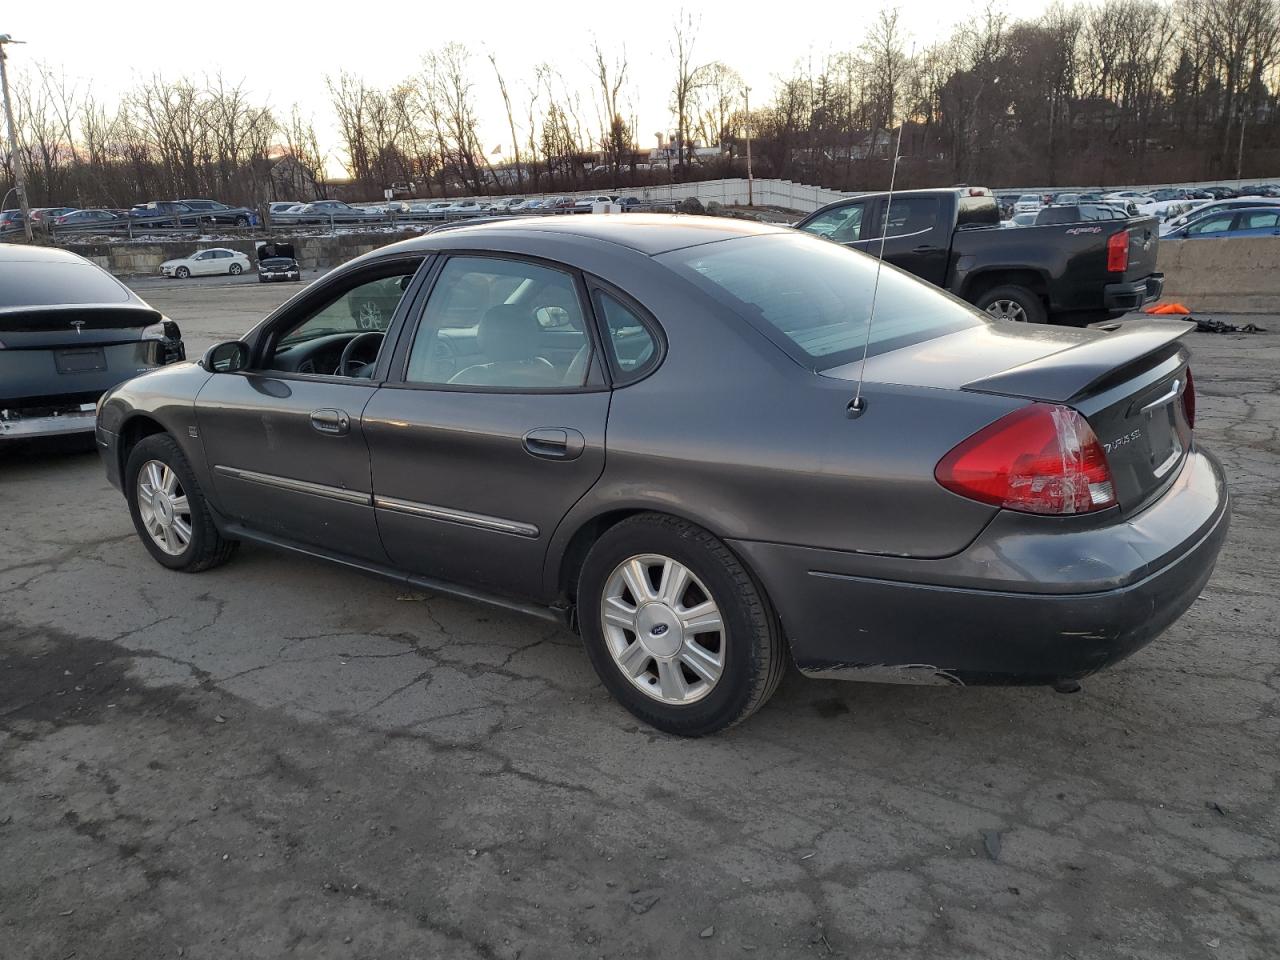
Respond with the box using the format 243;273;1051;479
479;304;539;362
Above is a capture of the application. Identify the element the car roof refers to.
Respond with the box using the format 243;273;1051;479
0;244;95;265
390;213;788;256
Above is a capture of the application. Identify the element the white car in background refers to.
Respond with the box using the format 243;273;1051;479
1013;194;1042;214
159;248;252;279
1103;190;1154;202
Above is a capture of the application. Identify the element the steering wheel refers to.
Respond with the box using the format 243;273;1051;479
337;331;385;378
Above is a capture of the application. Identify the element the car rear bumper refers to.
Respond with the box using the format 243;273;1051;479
1105;273;1164;311
1;408;97;439
730;447;1229;686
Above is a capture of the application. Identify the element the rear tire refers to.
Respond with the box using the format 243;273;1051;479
126;434;237;572
229;263;243;276
577;513;785;736
975;284;1048;324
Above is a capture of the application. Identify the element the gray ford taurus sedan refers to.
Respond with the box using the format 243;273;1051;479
96;215;1229;735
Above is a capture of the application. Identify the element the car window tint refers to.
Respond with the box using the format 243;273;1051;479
663;233;981;369
0;259;130;307
872;196;941;237
1240;211;1280;229
274;272;414;354
1189;215;1234;235
406;256;592;389
799;202;866;243
593;290;658;382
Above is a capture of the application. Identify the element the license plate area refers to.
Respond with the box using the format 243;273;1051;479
1146;403;1182;477
55;347;107;374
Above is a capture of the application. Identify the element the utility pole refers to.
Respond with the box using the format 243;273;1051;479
0;33;33;242
744;86;753;207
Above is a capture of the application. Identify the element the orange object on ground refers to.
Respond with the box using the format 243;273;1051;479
1145;302;1192;315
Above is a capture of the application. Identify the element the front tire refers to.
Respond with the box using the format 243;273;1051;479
578;513;785;736
174;266;190;279
126;434;237;572
235;215;250;227
229;263;243;276
975;284;1048;324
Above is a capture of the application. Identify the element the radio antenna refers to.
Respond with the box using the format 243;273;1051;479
848;72;909;420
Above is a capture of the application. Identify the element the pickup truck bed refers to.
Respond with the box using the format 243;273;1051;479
795;188;1164;325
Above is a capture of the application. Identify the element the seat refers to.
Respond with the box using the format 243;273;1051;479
448;304;560;387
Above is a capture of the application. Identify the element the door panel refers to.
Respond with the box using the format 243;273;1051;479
366;253;609;600
192;259;426;560
863;196;949;285
364;388;608;599
196;374;385;560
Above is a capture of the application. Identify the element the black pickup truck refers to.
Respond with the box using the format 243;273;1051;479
794;188;1164;325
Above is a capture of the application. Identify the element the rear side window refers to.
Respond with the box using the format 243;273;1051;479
663;233;981;369
872;196;940;238
592;289;660;383
1240;210;1280;229
0;259;130;307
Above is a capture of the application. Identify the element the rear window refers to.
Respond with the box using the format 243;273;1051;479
661;233;982;370
0;260;131;308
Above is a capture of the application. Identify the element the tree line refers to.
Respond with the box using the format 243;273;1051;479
3;0;1279;211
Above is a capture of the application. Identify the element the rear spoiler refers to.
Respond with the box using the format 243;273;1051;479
0;302;161;333
963;319;1195;403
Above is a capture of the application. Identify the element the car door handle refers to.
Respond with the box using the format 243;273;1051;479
912;244;938;253
310;408;350;435
523;427;585;460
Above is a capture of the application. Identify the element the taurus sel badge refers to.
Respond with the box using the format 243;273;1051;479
70;320;85;335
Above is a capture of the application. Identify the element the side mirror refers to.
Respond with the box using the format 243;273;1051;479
202;341;249;373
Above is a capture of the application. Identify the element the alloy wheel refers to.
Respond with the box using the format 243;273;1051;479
600;553;725;705
984;299;1029;322
136;459;192;556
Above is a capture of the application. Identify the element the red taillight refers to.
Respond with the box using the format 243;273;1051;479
1107;230;1130;272
1182;367;1195;428
935;404;1117;515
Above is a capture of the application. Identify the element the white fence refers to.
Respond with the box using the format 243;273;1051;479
608;178;850;212
562;174;1280;213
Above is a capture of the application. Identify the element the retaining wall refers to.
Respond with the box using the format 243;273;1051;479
1157;237;1280;314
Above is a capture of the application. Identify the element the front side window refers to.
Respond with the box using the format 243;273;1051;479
405;256;593;389
799;202;867;243
662;233;981;369
265;267;418;376
1188;215;1233;236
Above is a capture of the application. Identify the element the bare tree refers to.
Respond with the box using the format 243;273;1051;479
670;11;707;173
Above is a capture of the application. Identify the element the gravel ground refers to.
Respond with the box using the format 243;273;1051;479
1;290;1277;959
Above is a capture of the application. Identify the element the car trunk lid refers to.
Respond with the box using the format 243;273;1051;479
839;318;1195;513
962;319;1194;512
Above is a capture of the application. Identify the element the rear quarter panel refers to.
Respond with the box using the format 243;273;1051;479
544;272;1022;595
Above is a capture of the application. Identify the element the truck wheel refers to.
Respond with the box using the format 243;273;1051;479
976;285;1047;324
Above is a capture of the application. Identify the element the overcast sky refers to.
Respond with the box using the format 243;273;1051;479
4;0;1049;175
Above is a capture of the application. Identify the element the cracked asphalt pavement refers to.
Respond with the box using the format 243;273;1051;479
2;289;1278;959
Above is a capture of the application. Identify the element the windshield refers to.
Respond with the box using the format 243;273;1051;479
661;233;983;370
